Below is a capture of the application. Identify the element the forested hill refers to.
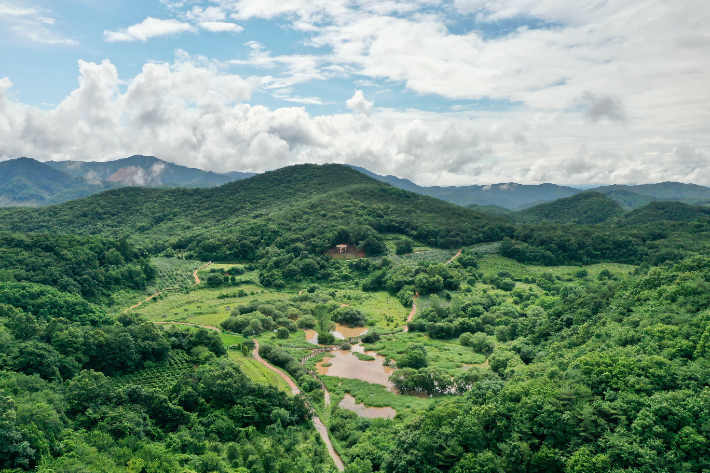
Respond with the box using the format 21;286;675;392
47;154;256;188
0;164;514;260
513;192;624;224
0;157;117;206
620;201;710;225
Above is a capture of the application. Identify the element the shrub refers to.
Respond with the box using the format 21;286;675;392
360;331;381;344
276;327;290;339
317;332;336;345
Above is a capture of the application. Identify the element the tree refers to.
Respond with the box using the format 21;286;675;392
397;343;428;369
276;327;290;339
395;238;414;255
206;274;223;287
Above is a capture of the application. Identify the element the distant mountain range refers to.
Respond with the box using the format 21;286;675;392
2;156;710;210
349;165;710;211
0;156;256;206
46;155;256;187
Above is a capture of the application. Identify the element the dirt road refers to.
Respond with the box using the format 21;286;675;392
252;339;344;471
446;248;463;265
123;291;162;314
153;321;221;332
402;293;419;332
193;262;212;285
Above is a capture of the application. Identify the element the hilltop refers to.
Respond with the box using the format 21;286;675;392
0;157;119;206
0;156;256;207
47;154;256;188
0;163;514;260
513;192;624;224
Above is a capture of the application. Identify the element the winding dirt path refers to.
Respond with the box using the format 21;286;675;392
124;291;163;314
402;293;420;332
446;248;463;265
193;262;212;285
125;262;212;314
252;339;344;471
252;339;300;395
153;321;222;332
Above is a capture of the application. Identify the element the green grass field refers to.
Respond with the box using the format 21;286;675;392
477;254;635;280
228;354;292;393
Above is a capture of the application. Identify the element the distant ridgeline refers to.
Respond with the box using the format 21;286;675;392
0;155;255;207
0;164;514;260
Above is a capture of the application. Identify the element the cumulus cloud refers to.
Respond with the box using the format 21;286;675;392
199;21;243;33
104;17;195;42
346;90;373;116
1;52;710;186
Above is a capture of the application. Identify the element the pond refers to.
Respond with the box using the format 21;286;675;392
305;324;369;345
339;393;396;419
317;344;395;389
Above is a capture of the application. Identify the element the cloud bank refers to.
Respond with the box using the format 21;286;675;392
1;54;709;186
1;0;710;185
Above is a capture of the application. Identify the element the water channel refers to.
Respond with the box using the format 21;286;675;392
338;394;396;419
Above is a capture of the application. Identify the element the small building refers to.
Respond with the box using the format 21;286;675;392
336;244;348;254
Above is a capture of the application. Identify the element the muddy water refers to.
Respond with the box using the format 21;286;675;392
305;329;319;345
317;344;395;389
332;324;369;339
305;324;369;345
339;394;396;419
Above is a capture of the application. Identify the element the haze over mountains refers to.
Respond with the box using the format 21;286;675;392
0;156;256;206
2;156;710;211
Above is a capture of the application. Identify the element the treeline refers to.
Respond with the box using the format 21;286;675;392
0;232;155;300
501;219;710;266
0;164;513;263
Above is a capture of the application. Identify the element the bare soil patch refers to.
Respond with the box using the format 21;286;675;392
327;244;366;259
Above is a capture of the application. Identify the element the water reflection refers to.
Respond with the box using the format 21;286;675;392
304;324;369;345
305;329;318;345
317;344;395;389
332;324;369;339
339;393;396;419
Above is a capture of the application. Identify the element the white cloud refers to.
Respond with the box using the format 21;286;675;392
0;2;76;44
0;3;38;16
104;17;195;42
199;21;243;32
186;6;227;22
346;90;373;116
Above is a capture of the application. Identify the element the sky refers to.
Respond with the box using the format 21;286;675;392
0;0;709;186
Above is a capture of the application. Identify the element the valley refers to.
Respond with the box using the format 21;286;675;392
1;163;710;472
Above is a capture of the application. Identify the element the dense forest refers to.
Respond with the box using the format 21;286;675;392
2;163;710;472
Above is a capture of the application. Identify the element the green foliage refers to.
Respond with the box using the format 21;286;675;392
514;191;624;224
0;164;513;261
0;232;154;300
396;343;428;369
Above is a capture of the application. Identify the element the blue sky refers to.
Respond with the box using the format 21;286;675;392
0;0;709;186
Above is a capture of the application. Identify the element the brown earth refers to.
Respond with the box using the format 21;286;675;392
327;244;366;259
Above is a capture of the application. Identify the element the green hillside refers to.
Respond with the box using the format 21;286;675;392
621;200;710;225
0;164;514;260
5;163;710;473
513;191;624;224
0;157;116;206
